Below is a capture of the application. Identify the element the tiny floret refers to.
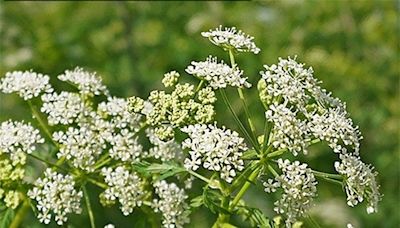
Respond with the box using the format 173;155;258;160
0;70;53;100
201;26;260;54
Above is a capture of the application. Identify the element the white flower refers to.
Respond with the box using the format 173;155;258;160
28;169;83;225
54;125;105;172
58;67;108;96
0;120;44;157
260;56;343;112
101;166;147;216
104;224;115;228
335;154;381;214
201;26;260;54
264;159;318;227
266;104;309;156
98;97;142;130
181;124;246;183
0;70;53;100
186;56;251;89
145;128;183;162
108;128;143;163
152;180;190;228
309;107;362;154
41;92;85;125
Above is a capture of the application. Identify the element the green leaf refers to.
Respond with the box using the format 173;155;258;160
237;205;271;228
190;195;204;208
202;187;230;215
220;223;238;228
133;162;187;181
0;207;15;228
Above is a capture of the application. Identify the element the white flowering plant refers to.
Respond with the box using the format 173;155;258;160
0;26;381;228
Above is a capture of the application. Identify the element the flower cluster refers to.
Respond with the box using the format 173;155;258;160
53;125;105;172
28;169;83;225
260;57;362;156
263;159;318;227
186;56;251;89
58;67;108;96
152;180;190;228
0;70;53;100
335;154;381;213
0;120;44;209
181;124;246;183
0;120;44;156
41;92;85;125
131;82;215;129
308;107;362;154
265;104;309;156
201;26;260;54
145;128;183;162
162;71;180;88
101;166;147;216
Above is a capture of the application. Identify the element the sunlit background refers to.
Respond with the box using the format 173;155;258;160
0;1;398;227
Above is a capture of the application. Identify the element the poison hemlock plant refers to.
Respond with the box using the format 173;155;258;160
0;26;381;228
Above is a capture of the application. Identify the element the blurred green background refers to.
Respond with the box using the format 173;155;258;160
0;1;398;227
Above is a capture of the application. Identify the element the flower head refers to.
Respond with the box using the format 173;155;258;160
28;169;83;225
152;180;190;228
181;124;246;183
264;159;318;227
41;92;85;125
335;154;381;214
186;56;251;89
58;67;108;96
0;70;53;100
101;166;147;216
201;26;260;54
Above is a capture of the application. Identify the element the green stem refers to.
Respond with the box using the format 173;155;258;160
187;170;212;184
86;177;108;189
266;148;287;158
228;49;259;151
219;89;259;151
9;199;30;228
195;80;205;93
28;153;68;172
312;170;342;180
94;156;111;170
27;101;57;146
267;164;279;178
237;87;259;150
229;166;261;210
83;186;96;228
262;121;273;152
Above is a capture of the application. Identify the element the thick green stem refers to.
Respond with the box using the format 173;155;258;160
83;186;96;228
9;199;30;228
229;166;261;210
